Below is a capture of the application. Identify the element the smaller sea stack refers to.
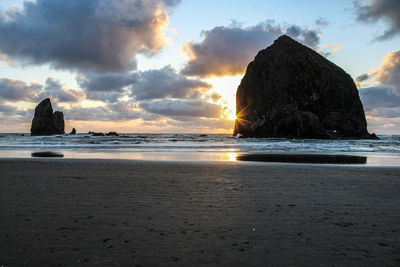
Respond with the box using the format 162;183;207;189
31;98;65;136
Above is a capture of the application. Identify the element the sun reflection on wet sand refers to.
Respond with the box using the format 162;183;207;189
0;149;240;162
0;149;399;165
227;152;238;162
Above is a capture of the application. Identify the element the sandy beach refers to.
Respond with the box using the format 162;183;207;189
1;158;400;266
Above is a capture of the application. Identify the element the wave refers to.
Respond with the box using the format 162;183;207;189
0;133;399;154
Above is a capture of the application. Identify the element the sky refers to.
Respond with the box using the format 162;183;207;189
0;0;399;134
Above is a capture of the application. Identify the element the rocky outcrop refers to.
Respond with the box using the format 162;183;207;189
70;128;76;135
31;98;65;136
106;132;119;136
88;131;119;136
53;111;65;135
234;35;377;139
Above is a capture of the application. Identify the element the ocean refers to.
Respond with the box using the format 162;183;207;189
0;133;399;165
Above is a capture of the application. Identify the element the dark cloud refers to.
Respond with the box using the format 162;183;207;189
131;66;212;100
356;73;371;82
63;102;159;122
0;102;29;125
0;78;41;101
140;99;222;118
0;102;22;116
64;106;112;121
38;77;85;103
78;66;212;102
315;17;329;27
359;86;400;111
367;107;400;118
354;0;400;40
78;73;138;93
359;86;400;134
285;25;320;47
0;76;84;104
77;72;136;102
0;0;180;72
85;91;127;104
181;21;322;77
107;102;159;121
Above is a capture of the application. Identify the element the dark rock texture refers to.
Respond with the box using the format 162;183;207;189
31;98;65;136
88;131;118;136
53;111;65;135
70;128;76;135
234;35;377;139
106;131;119;136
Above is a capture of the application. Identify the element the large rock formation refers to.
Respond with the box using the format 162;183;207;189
31;98;65;136
234;35;377;139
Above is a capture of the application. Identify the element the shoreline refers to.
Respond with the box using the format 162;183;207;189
1;158;400;265
0;149;400;166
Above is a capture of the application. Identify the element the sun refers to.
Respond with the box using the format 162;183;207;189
205;76;241;121
226;110;237;121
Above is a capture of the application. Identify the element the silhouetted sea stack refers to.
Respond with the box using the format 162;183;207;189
234;35;377;139
31;98;65;136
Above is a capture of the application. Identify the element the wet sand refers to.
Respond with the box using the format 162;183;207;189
1;158;400;266
236;153;367;164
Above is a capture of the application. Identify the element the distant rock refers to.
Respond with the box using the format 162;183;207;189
90;132;105;136
88;131;118;136
70;128;76;135
234;35;377;139
31;98;65;136
106;132;119;136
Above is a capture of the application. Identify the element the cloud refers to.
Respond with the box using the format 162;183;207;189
321;43;344;54
359;86;400;111
356;50;400;91
64;105;153;122
0;0;180;72
0;76;84;104
366;116;400;134
356;73;370;82
107;102;159;121
359;86;400;132
374;51;400;92
140;99;222;118
0;78;41;101
78;66;223;121
0;102;27;116
181;21;322;77
76;72;136;103
0;101;30;127
130;66;212;100
77;73;138;93
367;107;400;118
357;51;400;134
285;25;320;47
78;66;212;102
354;0;400;40
165;117;233;131
41;77;85;103
315;17;329;27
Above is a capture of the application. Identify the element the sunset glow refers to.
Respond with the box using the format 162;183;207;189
0;0;399;134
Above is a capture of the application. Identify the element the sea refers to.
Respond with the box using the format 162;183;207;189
0;133;400;165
